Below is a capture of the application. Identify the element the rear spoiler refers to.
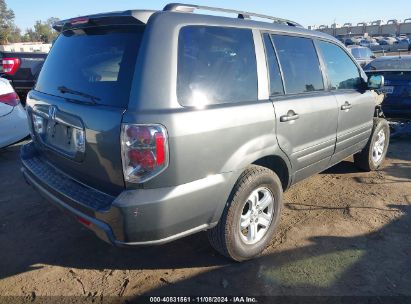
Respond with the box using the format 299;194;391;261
53;10;155;32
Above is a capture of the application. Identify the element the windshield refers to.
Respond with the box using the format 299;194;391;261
364;58;411;71
35;26;144;108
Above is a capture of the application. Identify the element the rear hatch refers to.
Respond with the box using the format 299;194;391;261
26;16;147;196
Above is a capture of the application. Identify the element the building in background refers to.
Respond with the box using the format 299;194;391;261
0;42;51;53
311;18;411;38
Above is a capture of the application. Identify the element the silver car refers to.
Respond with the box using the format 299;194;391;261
21;3;389;261
0;78;29;148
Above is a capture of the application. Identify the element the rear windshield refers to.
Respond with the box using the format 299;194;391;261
35;26;144;107
364;58;411;71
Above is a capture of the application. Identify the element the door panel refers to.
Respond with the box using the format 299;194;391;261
315;40;375;165
273;93;338;182
266;34;339;182
331;91;374;163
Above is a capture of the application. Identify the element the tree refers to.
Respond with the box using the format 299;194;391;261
0;0;59;45
47;17;60;28
28;17;59;43
45;17;60;42
7;25;21;43
0;0;18;44
22;28;38;42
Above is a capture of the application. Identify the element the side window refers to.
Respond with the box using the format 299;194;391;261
262;33;284;96
177;26;258;107
318;41;362;90
271;35;324;94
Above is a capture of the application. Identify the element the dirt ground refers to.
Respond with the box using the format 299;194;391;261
0;137;410;302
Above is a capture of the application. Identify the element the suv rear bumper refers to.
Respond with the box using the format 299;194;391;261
21;142;234;246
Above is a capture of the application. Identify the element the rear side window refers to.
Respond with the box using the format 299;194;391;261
177;26;257;107
262;33;284;96
318;41;361;90
36;26;144;108
271;35;324;94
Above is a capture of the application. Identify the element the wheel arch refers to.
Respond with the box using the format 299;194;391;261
210;153;291;226
252;155;291;191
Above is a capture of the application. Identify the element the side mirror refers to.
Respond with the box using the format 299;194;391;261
371;55;376;59
368;75;384;89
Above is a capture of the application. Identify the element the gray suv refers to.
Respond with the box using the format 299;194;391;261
21;3;389;261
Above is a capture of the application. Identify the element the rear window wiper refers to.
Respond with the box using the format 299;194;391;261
58;86;100;105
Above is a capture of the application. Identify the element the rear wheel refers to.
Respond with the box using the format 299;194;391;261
354;118;390;171
207;165;283;261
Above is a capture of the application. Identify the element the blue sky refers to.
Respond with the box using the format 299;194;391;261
7;0;411;31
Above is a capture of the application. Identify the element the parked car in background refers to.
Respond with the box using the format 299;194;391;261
0;51;48;104
359;39;379;48
395;35;407;41
374;36;383;42
0;78;29;148
379;37;397;45
338;38;345;44
344;37;361;45
394;37;411;51
22;3;389;261
364;55;411;120
347;45;376;67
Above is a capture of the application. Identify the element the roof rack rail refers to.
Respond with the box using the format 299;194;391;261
163;3;303;27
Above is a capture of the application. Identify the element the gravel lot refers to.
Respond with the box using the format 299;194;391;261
0;138;410;302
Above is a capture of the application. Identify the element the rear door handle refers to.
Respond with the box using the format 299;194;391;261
341;102;352;111
280;111;300;122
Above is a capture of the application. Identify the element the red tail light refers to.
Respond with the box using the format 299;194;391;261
121;124;169;183
2;58;21;75
0;92;20;106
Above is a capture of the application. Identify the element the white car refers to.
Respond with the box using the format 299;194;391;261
0;78;29;148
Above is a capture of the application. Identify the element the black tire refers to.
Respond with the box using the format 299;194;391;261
207;165;283;262
354;118;390;172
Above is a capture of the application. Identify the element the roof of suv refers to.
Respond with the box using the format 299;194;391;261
53;2;339;43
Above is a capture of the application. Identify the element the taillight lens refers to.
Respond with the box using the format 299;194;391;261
0;92;20;106
2;58;21;75
121;124;169;183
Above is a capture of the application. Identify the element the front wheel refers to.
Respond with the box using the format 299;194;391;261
354;118;390;171
207;165;283;261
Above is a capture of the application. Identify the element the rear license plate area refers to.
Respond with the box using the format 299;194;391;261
46;122;77;154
